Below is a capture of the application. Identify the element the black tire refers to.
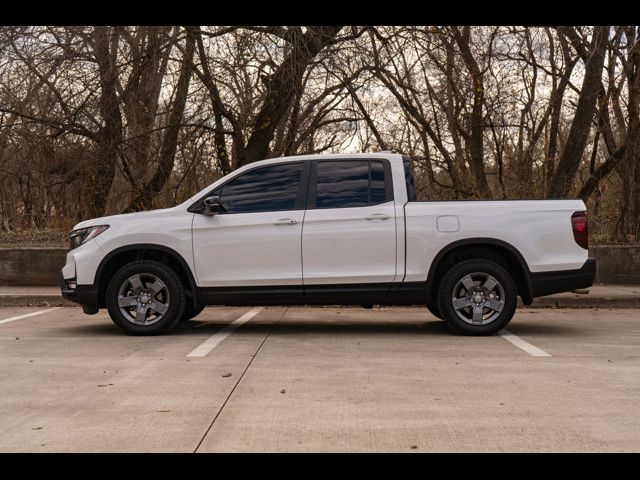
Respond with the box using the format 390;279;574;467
426;303;442;319
106;260;185;335
181;300;205;322
437;259;517;336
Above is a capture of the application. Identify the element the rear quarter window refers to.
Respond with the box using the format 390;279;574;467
314;160;391;209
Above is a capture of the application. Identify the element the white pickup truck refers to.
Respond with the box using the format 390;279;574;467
61;152;596;336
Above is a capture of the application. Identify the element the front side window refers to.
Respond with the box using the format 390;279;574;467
218;162;303;214
314;160;389;209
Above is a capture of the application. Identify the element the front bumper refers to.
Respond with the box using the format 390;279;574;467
60;238;106;314
60;273;99;314
530;258;597;298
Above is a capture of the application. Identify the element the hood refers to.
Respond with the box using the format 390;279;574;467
72;207;175;230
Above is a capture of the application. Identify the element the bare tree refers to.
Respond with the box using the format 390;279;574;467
547;26;608;198
1;25;639;245
126;27;196;211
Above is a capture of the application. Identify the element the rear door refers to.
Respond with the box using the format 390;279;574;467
301;159;397;286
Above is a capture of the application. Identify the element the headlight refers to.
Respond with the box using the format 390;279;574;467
68;225;109;250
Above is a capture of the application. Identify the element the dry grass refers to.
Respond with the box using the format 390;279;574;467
0;229;68;248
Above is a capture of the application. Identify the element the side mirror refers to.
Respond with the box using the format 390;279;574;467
201;195;224;216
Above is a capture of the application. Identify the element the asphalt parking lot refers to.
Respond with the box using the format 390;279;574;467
1;305;639;452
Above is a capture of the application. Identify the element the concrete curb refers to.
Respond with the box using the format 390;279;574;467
1;294;638;309
0;295;76;308
523;297;640;309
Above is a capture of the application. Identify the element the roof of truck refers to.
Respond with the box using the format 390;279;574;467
249;151;404;164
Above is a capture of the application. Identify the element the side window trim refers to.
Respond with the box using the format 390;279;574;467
306;161;319;210
307;158;394;210
382;159;394;202
188;161;311;214
297;161;312;210
402;155;416;202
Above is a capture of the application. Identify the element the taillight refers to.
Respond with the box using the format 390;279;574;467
571;211;588;249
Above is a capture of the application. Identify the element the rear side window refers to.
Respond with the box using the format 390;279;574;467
219;162;303;214
314;160;390;209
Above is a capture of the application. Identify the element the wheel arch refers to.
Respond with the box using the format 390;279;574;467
94;244;200;309
425;238;533;305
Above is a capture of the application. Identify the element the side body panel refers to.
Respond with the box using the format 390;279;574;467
67;207;195;286
301;201;398;285
403;199;589;284
192;209;305;287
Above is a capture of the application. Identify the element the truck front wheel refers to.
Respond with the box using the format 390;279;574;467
437;259;517;336
106;260;186;335
181;300;205;322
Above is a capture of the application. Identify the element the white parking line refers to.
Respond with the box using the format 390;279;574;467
500;330;551;357
187;307;264;357
0;307;62;325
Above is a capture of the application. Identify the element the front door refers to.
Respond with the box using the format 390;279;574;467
192;162;307;289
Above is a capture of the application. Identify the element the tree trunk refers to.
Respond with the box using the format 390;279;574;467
547;26;608;198
579;145;626;200
92;26;123;218
125;27;196;212
237;26;342;166
451;26;492;199
121;26;174;191
624;27;640;240
194;29;233;174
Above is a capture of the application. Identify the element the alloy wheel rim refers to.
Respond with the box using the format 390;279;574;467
117;273;170;326
451;272;505;325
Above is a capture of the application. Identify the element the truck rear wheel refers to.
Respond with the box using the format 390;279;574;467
106;260;185;335
426;303;442;319
437;259;517;336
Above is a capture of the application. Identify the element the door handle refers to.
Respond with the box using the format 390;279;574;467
364;213;391;221
273;218;298;225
